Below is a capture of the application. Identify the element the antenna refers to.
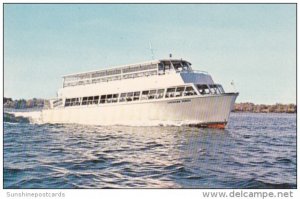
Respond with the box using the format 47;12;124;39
149;41;155;60
231;80;237;92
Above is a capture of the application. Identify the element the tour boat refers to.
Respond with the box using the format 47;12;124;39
42;58;238;128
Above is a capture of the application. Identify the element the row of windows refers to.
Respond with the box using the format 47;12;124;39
65;98;81;107
63;84;225;107
64;86;198;107
165;86;197;98
53;98;63;108
82;96;99;105
197;84;225;95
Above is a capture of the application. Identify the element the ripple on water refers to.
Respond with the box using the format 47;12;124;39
3;113;297;188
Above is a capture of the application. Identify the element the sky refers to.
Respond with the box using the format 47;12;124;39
4;4;296;104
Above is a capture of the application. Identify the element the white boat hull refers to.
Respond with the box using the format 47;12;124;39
41;93;238;128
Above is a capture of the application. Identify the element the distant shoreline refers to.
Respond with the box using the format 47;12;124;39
4;97;296;114
233;102;296;114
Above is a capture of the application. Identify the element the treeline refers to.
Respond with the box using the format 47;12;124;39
233;102;296;113
4;97;46;109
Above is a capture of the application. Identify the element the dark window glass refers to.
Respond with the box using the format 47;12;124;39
133;92;140;101
100;95;106;104
184;86;196;96
197;84;210;95
166;88;176;98
82;97;88;105
157;89;164;99
134;92;140;96
112;94;119;103
93;96;99;104
142;90;149;95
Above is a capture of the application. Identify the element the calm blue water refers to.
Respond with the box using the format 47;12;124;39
4;113;296;188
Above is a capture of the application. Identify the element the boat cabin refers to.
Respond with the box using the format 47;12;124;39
62;59;193;88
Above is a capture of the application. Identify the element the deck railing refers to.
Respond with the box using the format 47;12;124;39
192;70;209;75
63;69;158;88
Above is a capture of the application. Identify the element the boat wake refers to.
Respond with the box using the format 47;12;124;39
4;111;43;124
4;111;212;128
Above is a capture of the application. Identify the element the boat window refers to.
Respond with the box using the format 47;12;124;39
53;99;63;108
209;85;216;94
148;90;157;99
217;84;225;93
197;84;210;95
65;99;71;107
106;94;113;103
119;93;126;102
158;63;165;75
133;92;140;101
184;86;197;96
82;97;88;105
157;89;165;99
70;98;75;106
182;62;191;71
93;96;99;104
75;98;81;106
100;95;106;104
172;61;191;72
158;63;164;71
141;90;149;100
149;90;156;94
163;61;172;71
173;62;183;72
209;85;220;94
175;87;185;97
76;98;81;106
69;98;75;105
165;88;176;98
127;92;133;97
112;94;119;103
87;96;93;105
126;92;133;102
142;90;149;95
65;98;81;107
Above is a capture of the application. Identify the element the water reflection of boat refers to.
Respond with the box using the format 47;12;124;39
42;58;238;128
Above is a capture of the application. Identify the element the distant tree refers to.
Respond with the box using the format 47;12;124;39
4;97;13;104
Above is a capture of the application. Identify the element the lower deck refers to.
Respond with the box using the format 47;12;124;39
42;93;238;128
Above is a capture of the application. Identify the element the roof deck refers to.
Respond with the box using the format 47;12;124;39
62;59;194;88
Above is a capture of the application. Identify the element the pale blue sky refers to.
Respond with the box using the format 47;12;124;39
4;4;296;104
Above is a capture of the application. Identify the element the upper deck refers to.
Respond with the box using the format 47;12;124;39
62;59;204;88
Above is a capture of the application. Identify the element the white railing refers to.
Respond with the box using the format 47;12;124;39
63;69;158;88
192;70;209;75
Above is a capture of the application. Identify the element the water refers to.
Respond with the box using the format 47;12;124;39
4;113;296;188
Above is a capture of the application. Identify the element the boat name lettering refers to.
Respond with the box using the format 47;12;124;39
167;99;191;104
